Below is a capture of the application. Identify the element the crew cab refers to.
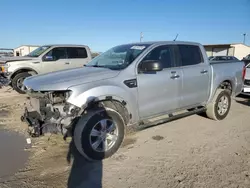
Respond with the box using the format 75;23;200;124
22;41;245;161
0;44;91;93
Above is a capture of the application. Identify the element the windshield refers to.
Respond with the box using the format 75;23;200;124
27;46;51;57
86;44;150;70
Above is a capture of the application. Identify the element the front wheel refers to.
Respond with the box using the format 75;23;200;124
73;107;125;161
206;89;231;120
12;72;31;94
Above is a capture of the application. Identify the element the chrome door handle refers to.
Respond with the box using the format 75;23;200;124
170;75;180;79
65;62;70;64
200;70;208;74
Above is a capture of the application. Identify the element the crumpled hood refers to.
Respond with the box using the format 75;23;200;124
23;67;120;91
0;56;35;64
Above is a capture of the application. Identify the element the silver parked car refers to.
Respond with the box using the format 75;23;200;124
22;41;244;160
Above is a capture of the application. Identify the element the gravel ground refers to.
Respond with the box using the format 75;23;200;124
0;87;250;188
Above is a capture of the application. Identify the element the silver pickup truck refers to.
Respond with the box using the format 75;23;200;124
22;41;245;161
0;44;92;93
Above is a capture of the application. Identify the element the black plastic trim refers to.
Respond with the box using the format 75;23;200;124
124;79;137;88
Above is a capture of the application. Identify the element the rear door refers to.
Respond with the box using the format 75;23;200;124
137;45;183;118
177;44;211;108
67;47;90;68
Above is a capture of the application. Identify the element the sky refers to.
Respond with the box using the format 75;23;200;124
1;0;250;52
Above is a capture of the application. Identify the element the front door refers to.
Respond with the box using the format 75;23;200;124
177;44;210;108
137;45;182;119
41;47;69;73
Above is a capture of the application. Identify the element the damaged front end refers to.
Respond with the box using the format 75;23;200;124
22;90;81;138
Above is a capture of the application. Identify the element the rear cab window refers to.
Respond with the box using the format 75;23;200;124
177;45;204;66
67;47;88;59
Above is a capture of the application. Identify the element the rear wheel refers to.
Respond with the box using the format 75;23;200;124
12;72;31;94
206;89;231;120
73;107;125;161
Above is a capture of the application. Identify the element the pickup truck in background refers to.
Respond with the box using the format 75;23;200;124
22;41;245;161
0;44;92;93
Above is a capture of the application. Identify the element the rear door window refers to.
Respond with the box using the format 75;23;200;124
178;45;204;66
67;47;88;59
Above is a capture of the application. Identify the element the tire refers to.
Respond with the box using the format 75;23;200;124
206;89;231;120
12;72;31;94
74;107;125;161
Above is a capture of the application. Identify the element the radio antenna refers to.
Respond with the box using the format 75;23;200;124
173;34;179;41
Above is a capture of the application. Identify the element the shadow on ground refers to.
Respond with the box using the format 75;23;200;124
67;141;103;188
235;94;250;107
236;94;250;99
236;99;250;107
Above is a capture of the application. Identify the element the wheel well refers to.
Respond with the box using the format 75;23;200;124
87;100;130;125
10;69;37;80
219;80;232;93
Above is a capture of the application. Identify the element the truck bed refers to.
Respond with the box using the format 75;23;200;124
209;60;244;101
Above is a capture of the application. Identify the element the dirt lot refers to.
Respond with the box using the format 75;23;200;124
0;87;250;188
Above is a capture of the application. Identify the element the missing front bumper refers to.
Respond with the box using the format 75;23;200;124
21;107;61;137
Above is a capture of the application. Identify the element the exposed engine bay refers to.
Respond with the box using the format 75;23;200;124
22;90;81;138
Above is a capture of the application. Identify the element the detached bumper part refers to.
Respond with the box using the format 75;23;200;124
0;73;11;86
21;108;42;137
21;107;61;137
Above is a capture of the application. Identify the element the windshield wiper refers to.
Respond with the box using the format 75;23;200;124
84;64;107;68
93;65;106;68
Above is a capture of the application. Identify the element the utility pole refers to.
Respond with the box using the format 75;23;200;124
140;32;143;42
243;33;247;44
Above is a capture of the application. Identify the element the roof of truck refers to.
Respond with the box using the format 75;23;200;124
122;41;202;46
42;44;89;48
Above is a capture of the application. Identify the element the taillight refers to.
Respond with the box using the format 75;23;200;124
242;66;246;80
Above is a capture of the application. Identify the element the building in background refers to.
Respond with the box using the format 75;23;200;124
14;45;40;56
204;43;250;60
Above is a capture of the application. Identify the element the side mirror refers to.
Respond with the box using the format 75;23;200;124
140;60;163;72
43;55;54;61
